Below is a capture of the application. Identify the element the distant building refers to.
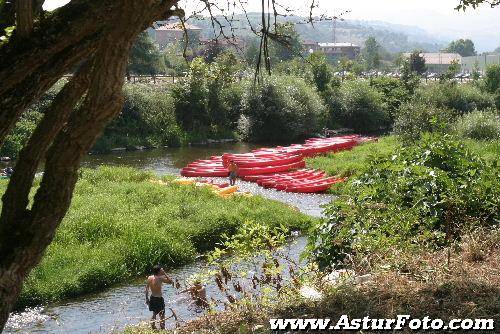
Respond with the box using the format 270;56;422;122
148;21;202;48
461;54;500;72
404;52;462;74
303;41;360;60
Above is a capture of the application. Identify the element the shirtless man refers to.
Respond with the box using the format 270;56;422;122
180;280;209;308
228;160;238;186
145;265;173;330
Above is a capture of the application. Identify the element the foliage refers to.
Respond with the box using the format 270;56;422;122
393;101;456;141
163;42;189;75
439;59;461;82
453;109;500;140
309;134;500;269
362;36;381;70
443;39;477;57
307;52;334;93
407;50;427;75
0;80;66;158
484;64;500;94
94;84;182;151
269;22;304;62
128;32;165;75
417;82;495;114
0;167;314;307
240;75;327;142
369;76;413;117
171;56;243;140
332;80;390;133
456;0;500;10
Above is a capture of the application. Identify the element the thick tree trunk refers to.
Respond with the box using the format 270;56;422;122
0;1;179;330
15;0;33;37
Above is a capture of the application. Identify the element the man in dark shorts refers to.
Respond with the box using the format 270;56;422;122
145;265;173;330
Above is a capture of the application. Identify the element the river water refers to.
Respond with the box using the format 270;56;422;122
5;143;331;333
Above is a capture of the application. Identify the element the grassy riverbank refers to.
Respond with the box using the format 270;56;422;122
0;167;314;308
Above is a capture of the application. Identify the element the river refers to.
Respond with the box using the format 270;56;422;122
4;143;331;333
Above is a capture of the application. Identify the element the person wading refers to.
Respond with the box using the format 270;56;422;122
145;265;173;330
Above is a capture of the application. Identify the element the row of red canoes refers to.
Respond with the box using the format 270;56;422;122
180;135;376;193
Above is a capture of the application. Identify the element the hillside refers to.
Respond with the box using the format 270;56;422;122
189;13;445;53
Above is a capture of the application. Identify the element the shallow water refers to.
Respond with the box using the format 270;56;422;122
5;238;308;334
5;143;330;333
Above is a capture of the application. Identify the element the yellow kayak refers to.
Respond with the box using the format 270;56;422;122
172;178;195;185
217;185;238;195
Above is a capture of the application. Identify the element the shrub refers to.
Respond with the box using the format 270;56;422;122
370;76;413;118
454;109;500;140
0;80;65;158
484;64;500;94
417;83;495;114
309;134;499;269
332;80;390;133
95;83;182;151
393;101;456;141
240;75;327;142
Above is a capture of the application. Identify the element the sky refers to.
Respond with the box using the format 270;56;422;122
43;0;500;51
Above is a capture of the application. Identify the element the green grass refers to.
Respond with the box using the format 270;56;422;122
306;136;399;178
0;167;314;308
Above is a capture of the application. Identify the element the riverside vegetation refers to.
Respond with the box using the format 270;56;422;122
0;167;314;308
2;53;498;158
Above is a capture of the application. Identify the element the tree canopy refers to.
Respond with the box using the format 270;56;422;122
363;36;381;70
444;38;477;57
128;32;165;75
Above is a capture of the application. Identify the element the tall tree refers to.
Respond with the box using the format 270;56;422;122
408;50;427;75
128;31;165;75
0;1;182;330
444;38;477;57
363;36;381;70
269;22;303;62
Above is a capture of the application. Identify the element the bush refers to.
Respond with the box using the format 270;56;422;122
95;84;182;151
454;109;500;140
417;83;495;114
171;56;243;140
0;80;66;158
484;64;500;94
309;134;499;269
240;75;327;142
393;101;456;141
370;76;412;118
331;80;390;133
0;167;315;307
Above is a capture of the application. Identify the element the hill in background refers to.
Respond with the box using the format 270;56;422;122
189;13;445;53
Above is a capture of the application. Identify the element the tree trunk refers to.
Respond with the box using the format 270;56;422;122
15;0;33;37
0;0;179;330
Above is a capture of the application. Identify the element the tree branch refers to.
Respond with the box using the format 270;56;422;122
0;33;99;148
0;59;93;232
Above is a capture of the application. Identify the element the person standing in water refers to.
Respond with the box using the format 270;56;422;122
145;265;173;330
180;280;209;308
228;160;238;186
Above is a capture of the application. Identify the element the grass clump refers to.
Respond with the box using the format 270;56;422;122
0;167;314;308
306;136;399;178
